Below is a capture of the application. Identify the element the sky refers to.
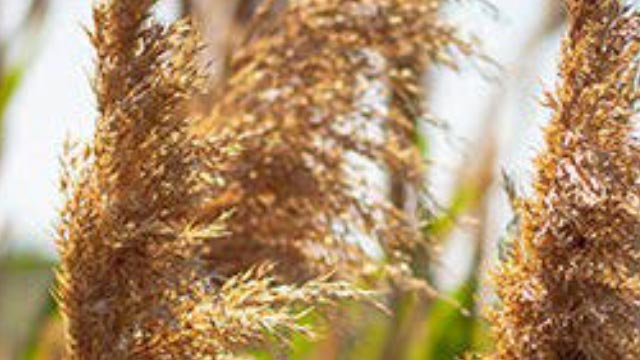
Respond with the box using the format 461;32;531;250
0;0;559;280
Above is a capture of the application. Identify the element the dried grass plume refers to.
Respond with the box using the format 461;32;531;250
489;1;640;358
55;1;372;358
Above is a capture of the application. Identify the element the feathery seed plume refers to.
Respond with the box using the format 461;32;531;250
197;0;475;288
56;1;371;358
489;1;640;358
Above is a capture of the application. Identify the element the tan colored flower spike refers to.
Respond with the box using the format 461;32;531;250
196;0;475;286
56;1;373;358
490;0;640;359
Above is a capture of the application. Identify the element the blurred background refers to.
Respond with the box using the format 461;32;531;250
0;0;567;359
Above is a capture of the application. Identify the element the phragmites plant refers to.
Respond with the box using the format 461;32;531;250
197;0;475;287
54;0;476;358
55;1;372;359
489;0;640;359
20;0;640;359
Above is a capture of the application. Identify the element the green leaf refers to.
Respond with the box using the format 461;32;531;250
424;183;478;240
0;252;54;272
0;64;27;150
288;313;324;360
344;313;390;360
1;254;58;360
407;276;480;360
413;129;430;158
18;291;57;360
0;65;26;118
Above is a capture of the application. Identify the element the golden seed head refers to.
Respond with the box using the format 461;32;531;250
489;1;640;359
